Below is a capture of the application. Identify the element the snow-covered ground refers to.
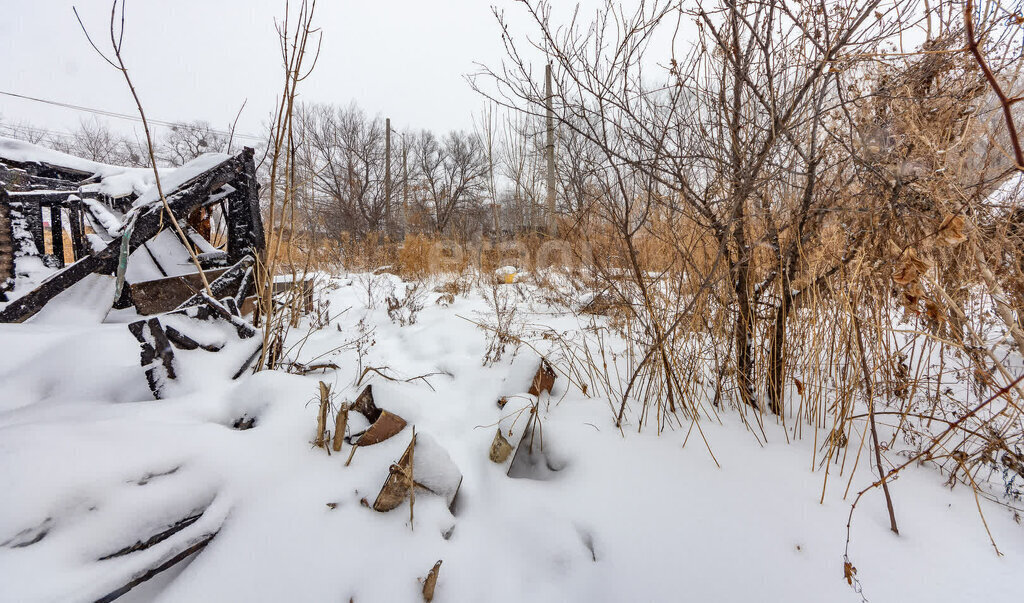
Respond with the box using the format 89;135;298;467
1;272;1021;602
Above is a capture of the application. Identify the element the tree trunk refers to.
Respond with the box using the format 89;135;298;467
544;63;556;235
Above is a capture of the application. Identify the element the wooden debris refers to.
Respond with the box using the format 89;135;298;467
332;403;349;452
232;416;256;430
97;511;205;560
422;560;442;602
351;385;382;423
128;297;261;399
130;268;229;315
373;433;416;512
1;517;53;548
372;432;462;513
175;255;256;312
528;359;557;396
94;532;217;603
315;381;331;449
128;317;177;397
0;148;264;324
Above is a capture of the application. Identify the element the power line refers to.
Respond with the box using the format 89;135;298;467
0;89;266;142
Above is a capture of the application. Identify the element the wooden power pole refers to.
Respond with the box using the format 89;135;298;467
402;134;409;232
385;117;392;233
544;63;556;235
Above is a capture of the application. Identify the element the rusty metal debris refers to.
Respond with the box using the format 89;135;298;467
346;384;409;447
372;431;462;513
354;411;408;446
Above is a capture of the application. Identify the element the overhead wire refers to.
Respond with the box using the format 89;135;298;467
0;89;266;142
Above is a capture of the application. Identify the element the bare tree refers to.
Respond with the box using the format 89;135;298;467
298;103;390;237
410;129;488;235
476;0;913;423
159;120;228;166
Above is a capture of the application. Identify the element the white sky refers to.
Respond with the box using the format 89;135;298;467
0;0;608;143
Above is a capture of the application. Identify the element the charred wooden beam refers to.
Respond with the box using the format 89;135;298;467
0;157;94;185
128;317;177;398
93;532;217;603
0;251;120;322
68;198;86;261
129;294;260;398
0;189;13;296
176;255;255;311
224;148;264;264
130;268;230;316
97;512;205;561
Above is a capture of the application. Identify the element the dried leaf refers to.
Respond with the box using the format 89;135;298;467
905;280;926;299
924;298;945;326
936;214;967;246
844;561;857;585
528;359;557;396
794;378;804;397
892;248;929;286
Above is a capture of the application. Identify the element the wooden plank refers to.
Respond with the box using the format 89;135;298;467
28;197;45;256
129;268;229;316
175;255;255;312
0;250;119;323
67;199;86;261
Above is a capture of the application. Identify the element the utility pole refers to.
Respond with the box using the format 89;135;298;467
385;117;392;234
402;133;409;233
544;62;556;236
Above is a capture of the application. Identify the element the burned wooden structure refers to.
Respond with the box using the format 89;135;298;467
0;145;264;321
1;140;272;403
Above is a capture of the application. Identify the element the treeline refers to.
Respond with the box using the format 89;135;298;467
0;116;243;169
1;101;586;242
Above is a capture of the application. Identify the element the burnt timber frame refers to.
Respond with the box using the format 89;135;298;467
0;147;264;323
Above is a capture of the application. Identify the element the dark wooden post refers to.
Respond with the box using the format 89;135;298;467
225;148;265;264
68;198;86;261
544;62;556;235
50;203;65;268
27;197;45;256
385;117;392;232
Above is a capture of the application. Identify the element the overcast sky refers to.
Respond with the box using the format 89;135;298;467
0;0;612;144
